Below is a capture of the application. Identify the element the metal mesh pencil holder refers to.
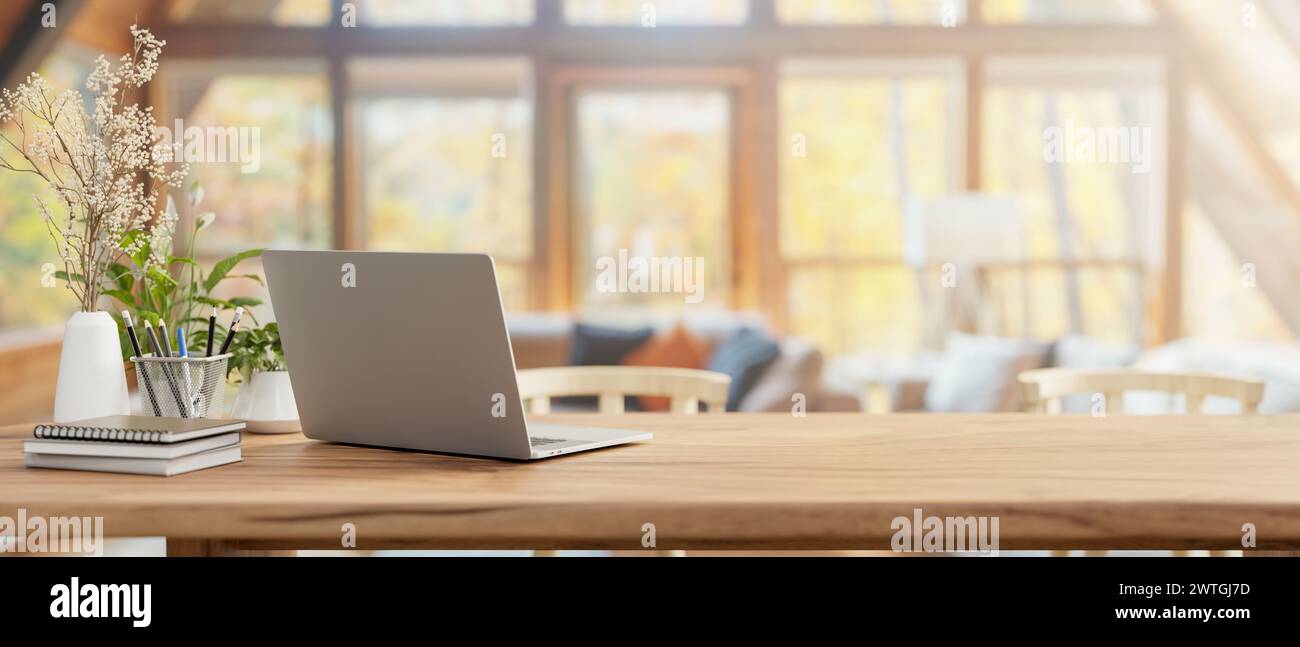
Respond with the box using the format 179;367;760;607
131;354;231;419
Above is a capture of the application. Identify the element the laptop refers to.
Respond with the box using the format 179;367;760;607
262;250;651;460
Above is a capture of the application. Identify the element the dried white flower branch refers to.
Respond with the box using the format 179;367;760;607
0;25;188;312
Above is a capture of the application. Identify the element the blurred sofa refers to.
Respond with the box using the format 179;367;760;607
506;311;859;412
834;332;1300;414
1128;338;1300;413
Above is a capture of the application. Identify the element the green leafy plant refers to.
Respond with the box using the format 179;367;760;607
193;322;285;385
106;182;265;363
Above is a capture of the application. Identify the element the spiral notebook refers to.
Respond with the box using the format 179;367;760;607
26;431;241;460
32;415;245;444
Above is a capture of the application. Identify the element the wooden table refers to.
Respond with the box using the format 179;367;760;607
3;414;1299;554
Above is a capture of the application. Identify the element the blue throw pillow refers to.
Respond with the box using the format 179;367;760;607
568;323;655;366
562;323;655;410
708;328;780;412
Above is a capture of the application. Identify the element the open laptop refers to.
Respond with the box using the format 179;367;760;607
262;250;651;460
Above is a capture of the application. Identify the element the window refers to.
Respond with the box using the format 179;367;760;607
982;0;1154;24
574;88;732;313
53;0;1261;353
167;0;331;25
780;59;963;354
159;62;333;323
565;0;749;25
777;0;967;25
353;59;533;309
161;63;333;255
981;57;1164;344
0;43;100;333
358;0;535;26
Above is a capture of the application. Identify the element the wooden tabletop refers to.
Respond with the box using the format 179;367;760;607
3;414;1299;551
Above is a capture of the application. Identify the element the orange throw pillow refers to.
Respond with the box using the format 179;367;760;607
622;324;712;411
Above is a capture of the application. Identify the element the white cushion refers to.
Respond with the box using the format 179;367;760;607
1052;334;1139;369
1051;334;1139;413
738;338;822;413
924;333;1050;413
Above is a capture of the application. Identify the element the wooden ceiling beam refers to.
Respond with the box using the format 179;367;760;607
0;0;85;90
63;0;164;53
1262;0;1300;64
1152;0;1300;217
155;23;1176;60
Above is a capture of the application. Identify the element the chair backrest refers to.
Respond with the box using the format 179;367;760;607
1018;368;1265;414
516;366;731;414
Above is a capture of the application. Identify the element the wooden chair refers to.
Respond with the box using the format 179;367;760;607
1019;368;1264;415
1019;368;1264;557
516;366;731;415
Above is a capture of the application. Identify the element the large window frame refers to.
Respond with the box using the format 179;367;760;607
778;57;966;352
155;58;334;254
979;56;1167;346
347;56;535;307
546;66;757;313
151;0;1185;343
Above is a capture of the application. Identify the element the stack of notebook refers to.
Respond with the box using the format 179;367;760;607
24;415;245;476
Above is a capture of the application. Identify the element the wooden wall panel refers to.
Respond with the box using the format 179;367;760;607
0;332;61;425
66;0;159;53
0;1;34;44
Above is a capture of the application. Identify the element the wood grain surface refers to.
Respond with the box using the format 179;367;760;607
3;414;1299;551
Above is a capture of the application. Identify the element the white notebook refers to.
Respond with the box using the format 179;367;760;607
24;432;241;460
24;445;242;477
32;415;245;444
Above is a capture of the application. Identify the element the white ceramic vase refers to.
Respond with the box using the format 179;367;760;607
53;311;131;423
231;370;301;434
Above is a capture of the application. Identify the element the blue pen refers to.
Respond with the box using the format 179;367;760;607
177;326;196;417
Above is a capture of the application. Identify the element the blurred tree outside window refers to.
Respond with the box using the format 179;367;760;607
780;59;961;355
355;58;533;310
574;89;732;315
158;62;333;324
982;57;1163;346
0;43;101;333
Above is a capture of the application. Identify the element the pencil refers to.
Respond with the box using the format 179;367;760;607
218;306;244;355
144;320;189;418
205;306;217;357
123;311;162;417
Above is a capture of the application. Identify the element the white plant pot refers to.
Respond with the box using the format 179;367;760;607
53;311;130;423
231;370;301;434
